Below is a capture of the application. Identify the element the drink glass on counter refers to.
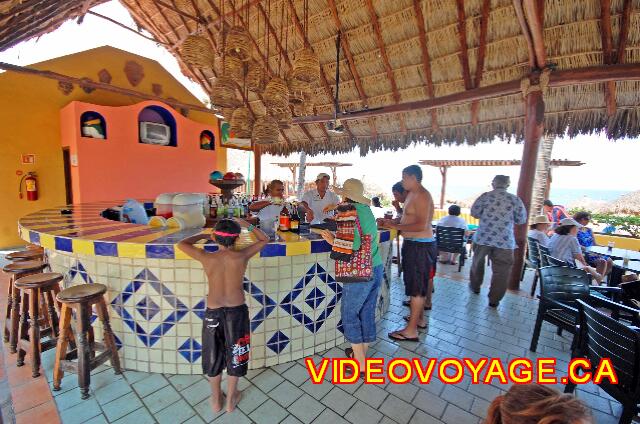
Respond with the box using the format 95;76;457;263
607;241;615;251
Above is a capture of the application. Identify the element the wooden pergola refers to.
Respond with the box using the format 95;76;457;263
2;0;640;293
420;159;585;209
271;161;352;190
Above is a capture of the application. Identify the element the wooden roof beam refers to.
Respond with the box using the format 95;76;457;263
617;0;632;64
522;0;546;68
413;0;439;132
326;0;378;139
364;0;407;134
512;0;536;69
455;0;473;90
285;0;355;142
471;0;491;126
292;63;640;124
600;0;616;116
155;0;200;23
255;1;292;70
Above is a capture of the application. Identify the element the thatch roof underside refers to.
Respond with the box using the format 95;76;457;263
0;0;109;51
1;0;640;156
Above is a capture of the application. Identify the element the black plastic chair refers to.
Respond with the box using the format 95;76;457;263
530;266;625;352
435;226;466;272
565;299;640;424
538;244;551;267
545;254;573;267
522;237;541;296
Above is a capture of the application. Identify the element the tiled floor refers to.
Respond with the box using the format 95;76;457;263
0;254;627;423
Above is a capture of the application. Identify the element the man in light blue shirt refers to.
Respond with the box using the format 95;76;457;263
469;175;527;307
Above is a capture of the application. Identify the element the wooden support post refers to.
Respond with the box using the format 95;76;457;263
253;145;262;197
509;84;545;291
439;166;448;210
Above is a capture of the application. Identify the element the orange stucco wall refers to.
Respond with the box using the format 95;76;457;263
0;46;226;248
61;101;221;202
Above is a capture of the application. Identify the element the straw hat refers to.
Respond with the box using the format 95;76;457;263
558;218;583;228
531;215;551;225
334;179;370;205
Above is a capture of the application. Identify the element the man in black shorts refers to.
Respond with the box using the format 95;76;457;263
379;165;436;341
178;218;268;413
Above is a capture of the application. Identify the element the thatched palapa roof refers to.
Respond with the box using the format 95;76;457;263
597;190;640;214
1;0;640;156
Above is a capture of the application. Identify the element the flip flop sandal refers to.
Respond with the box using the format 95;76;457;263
402;300;432;310
388;331;419;342
403;316;427;329
345;347;354;359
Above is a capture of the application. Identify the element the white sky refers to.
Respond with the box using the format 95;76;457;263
2;0;638;199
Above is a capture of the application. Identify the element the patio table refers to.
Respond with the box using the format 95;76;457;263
586;246;640;261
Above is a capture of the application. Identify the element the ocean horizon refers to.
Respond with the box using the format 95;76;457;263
444;186;632;208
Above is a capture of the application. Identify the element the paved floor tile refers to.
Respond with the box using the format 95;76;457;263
143;384;182;413
299;378;333;400
268;379;304;407
155;399;196;424
413;388;448;418
312;408;349;424
180;378;211;406
207;409;252;424
378;394;416;424
251;369;285;393
112;406;156;424
281;415;303;424
321;386;357;416
441;403;480;424
282;363;311;386
353;381;388;408
132;374;169;398
194;396;225;423
93;379;133;405
102;393;144;422
236;384;268;415
58;398;102;424
288;393;325;423
248;399;289;424
183;415;205;424
440;385;475;411
344;400;383;424
168;374;204;391
410;409;445;424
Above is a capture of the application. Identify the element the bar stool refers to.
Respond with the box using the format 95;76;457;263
14;272;64;377
6;248;45;262
53;283;122;399
2;260;47;352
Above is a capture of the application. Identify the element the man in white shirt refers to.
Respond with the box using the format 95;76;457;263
301;173;340;225
437;204;467;264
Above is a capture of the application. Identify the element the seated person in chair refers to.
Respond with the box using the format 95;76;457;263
548;218;604;285
528;215;551;247
573;211;613;278
436;204;467;265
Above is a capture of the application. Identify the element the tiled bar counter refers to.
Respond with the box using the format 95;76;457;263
18;203;394;374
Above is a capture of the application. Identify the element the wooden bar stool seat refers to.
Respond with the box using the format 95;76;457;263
2;260;47;352
6;249;44;262
53;283;122;399
13;272;64;377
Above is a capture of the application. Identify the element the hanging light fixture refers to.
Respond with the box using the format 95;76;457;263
181;34;214;68
252;115;280;145
230;107;254;138
225;26;253;62
210;76;240;108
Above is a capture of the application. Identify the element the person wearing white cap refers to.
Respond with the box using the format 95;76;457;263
548;218;604;284
300;173;340;225
528;215;552;247
469;175;527;307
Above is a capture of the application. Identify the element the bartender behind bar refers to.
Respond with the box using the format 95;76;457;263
249;180;285;235
300;173;340;227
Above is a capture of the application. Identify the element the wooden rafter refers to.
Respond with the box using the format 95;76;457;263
512;0;536;68
326;0;378;139
413;0;438;131
617;0;632;64
186;0;219;54
292;63;640;124
471;0;491;126
522;0;546;68
286;0;354;142
155;0;200;22
455;0;472;90
363;0;407;134
255;2;291;70
601;0;616;116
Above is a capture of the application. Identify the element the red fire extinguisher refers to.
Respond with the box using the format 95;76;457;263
19;172;38;201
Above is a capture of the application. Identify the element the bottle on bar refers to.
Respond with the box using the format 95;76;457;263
279;204;290;232
290;204;300;234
